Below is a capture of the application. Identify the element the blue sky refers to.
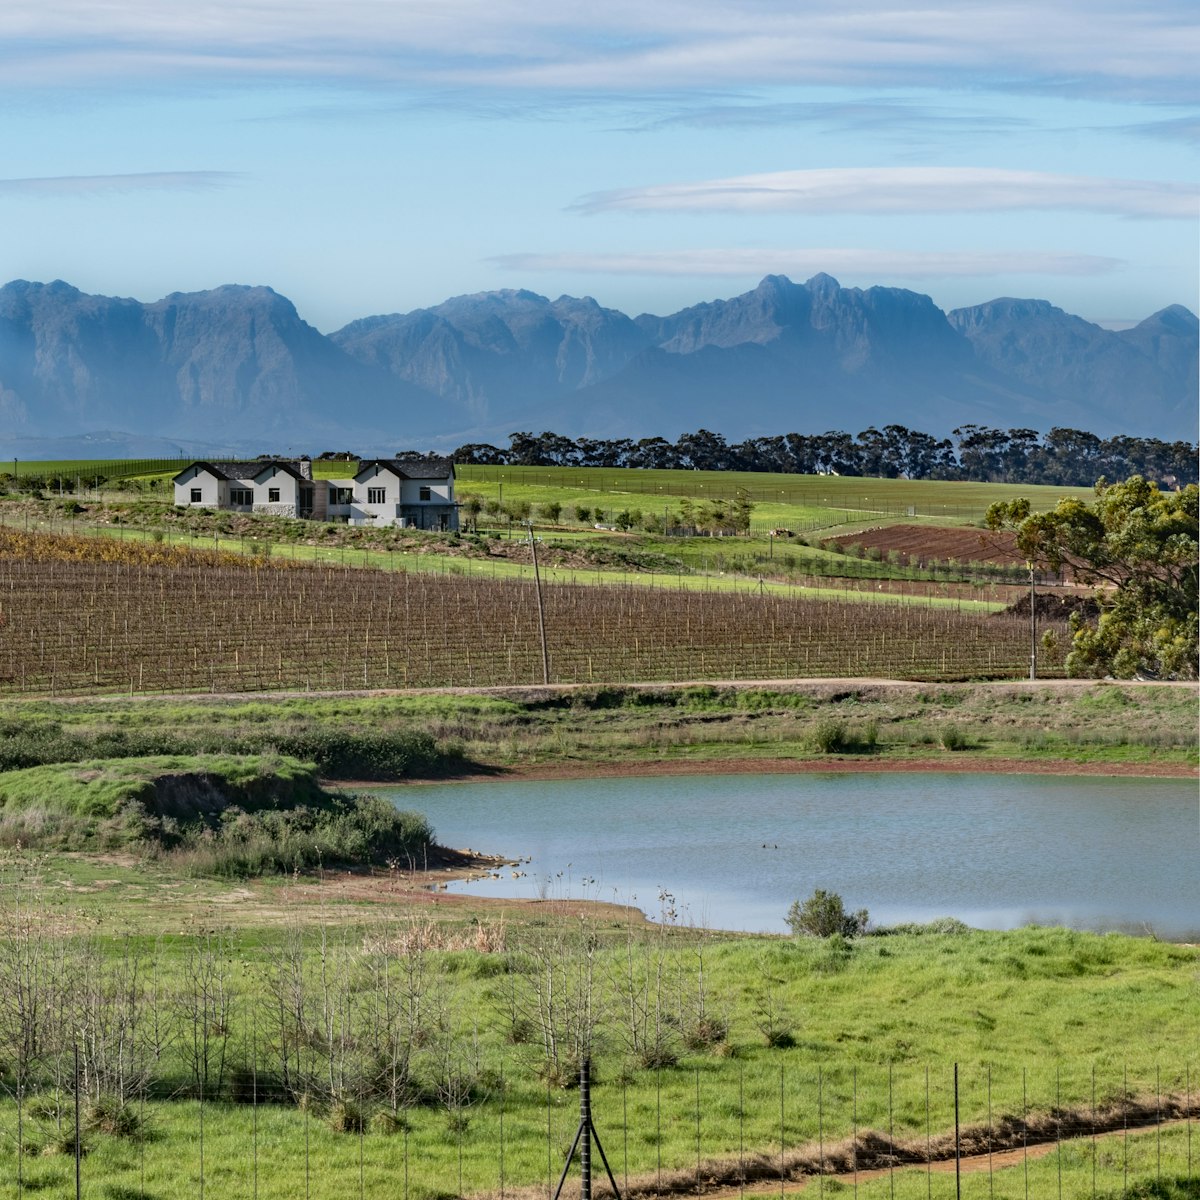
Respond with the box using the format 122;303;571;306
1;0;1196;332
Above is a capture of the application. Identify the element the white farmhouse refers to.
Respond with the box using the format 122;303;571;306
173;456;458;530
350;458;457;531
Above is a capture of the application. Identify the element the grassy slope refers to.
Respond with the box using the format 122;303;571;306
0;906;1194;1199
4;682;1194;777
0;753;320;817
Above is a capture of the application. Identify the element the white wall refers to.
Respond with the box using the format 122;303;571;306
173;465;223;507
252;469;300;516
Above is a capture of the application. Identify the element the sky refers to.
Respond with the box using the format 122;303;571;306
1;0;1197;333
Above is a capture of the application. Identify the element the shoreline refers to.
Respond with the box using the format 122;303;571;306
342;753;1197;788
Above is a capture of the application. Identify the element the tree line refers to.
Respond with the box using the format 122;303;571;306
448;425;1197;487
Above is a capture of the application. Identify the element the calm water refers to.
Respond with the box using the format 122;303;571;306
382;773;1200;937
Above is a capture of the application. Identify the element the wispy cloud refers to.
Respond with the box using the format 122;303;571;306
490;249;1123;278
628;99;1030;139
572;168;1199;219
0;1;1195;103
0;171;242;196
1112;116;1200;146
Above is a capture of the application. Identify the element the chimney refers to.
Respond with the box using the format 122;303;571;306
298;455;312;480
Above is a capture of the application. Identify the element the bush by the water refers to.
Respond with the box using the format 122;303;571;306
786;888;870;938
163;792;435;878
808;719;878;754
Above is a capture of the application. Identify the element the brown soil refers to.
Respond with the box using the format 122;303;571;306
386;753;1197;787
1003;590;1102;621
828;523;1022;566
276;850;651;924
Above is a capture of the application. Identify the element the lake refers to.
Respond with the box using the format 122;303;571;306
381;772;1200;937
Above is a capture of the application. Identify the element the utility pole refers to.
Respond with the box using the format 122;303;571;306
1028;562;1037;681
527;523;550;685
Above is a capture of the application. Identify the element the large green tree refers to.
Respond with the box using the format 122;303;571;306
985;476;1198;679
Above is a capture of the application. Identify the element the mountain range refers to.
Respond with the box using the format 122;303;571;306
0;274;1195;457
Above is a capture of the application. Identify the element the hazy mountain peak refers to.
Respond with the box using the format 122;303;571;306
1138;304;1199;334
804;272;841;293
1;277;1195;448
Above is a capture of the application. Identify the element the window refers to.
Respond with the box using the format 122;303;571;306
330;487;352;505
229;488;253;505
367;487;386;504
268;487;280;503
419;486;432;501
190;488;202;503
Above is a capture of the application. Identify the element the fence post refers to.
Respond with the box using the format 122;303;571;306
818;1065;824;1193
889;1064;895;1200
74;1044;81;1200
954;1062;961;1200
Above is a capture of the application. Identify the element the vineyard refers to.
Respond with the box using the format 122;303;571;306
0;529;1065;696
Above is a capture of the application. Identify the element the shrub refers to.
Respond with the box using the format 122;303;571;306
84;1096;144;1139
786;888;869;938
371;1110;410;1136
873;917;971;937
328;1097;368;1134
940;724;969;751
683;1014;730;1051
809;720;846;754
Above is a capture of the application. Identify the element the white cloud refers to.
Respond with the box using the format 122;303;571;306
572;168;1199;219
490;249;1123;278
0;171;241;196
0;1;1195;102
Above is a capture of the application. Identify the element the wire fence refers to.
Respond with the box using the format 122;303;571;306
0;1057;1193;1199
3;457;192;482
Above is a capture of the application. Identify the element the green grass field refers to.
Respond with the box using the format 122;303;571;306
3;456;1093;523
0;885;1193;1200
3;455;191;480
454;464;1095;528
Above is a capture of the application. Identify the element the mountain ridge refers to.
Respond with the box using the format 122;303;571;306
0;275;1194;452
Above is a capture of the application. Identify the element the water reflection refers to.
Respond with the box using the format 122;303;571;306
380;773;1200;938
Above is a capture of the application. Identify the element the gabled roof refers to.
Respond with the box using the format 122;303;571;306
173;460;231;483
173;459;310;484
249;461;307;484
354;457;455;482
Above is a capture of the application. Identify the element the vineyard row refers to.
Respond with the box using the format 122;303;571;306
0;557;1065;696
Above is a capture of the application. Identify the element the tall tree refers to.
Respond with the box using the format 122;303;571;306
986;477;1198;679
